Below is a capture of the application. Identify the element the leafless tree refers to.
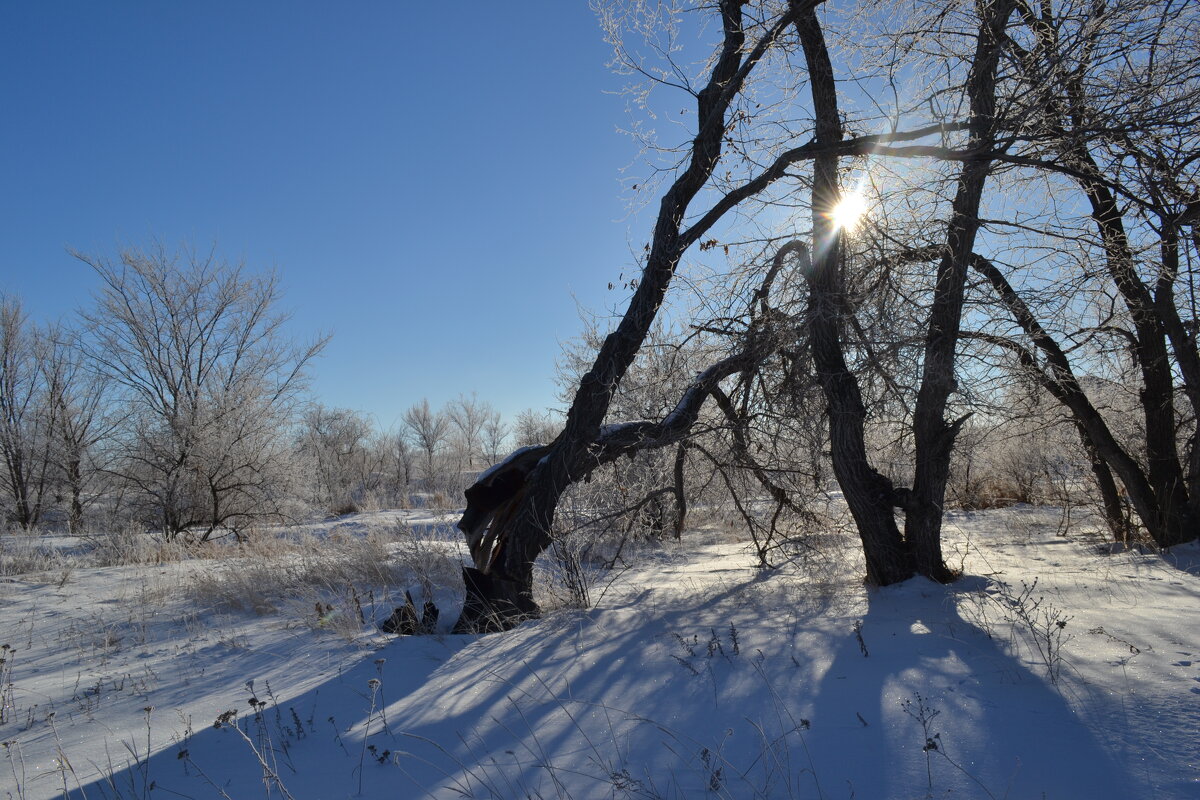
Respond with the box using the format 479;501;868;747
75;243;326;539
403;398;451;493
454;1;841;626
511;408;561;449
447;393;489;470
38;324;115;532
953;0;1200;546
452;0;1200;630
481;410;509;465
297;404;381;515
389;431;417;504
0;296;53;528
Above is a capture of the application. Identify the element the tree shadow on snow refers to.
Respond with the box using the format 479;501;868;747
801;575;1139;799
67;570;1140;800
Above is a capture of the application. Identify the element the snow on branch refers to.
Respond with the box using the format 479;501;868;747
585;351;753;465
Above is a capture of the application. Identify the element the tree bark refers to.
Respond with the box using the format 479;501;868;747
794;4;913;585
906;0;1016;581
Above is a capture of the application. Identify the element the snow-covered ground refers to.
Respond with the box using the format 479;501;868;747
2;506;1198;799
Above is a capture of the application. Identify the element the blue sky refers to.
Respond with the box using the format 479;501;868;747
1;2;647;428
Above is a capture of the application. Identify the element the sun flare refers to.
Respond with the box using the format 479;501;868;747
829;191;869;232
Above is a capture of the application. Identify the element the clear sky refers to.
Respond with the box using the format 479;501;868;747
1;2;648;429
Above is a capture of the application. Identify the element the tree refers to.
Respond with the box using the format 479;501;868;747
0;296;52;528
455;0;826;626
403;399;450;493
481;410;509;466
453;0;1200;630
512;408;560;449
296;404;381;514
75;243;326;539
447;393;493;474
958;0;1200;546
38;323;113;532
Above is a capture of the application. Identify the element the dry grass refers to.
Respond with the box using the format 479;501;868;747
183;522;462;640
188;531;399;610
85;523;192;567
0;532;69;577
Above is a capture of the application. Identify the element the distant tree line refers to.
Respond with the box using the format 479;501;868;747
0;244;560;538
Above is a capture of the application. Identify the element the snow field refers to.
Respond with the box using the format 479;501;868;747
1;506;1198;799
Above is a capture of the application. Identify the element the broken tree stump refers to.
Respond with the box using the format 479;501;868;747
450;566;537;634
452;445;550;632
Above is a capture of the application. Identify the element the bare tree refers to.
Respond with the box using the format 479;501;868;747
296;404;381;514
451;0;1200;630
954;0;1200;546
388;430;417;505
512;408;561;449
38;324;114;532
454;1;826;628
447;392;493;473
0;296;52;528
75;243;326;539
481;410;509;466
403;398;450;493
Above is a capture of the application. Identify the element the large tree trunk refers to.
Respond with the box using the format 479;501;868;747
452;446;549;631
794;5;913;585
906;0;1016;581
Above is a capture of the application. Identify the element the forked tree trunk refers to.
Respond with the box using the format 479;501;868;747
794;5;914;585
906;0;1016;581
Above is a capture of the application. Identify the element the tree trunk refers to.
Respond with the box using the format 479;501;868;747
66;455;84;533
672;442;687;540
450;1;805;627
794;5;914;585
451;566;537;634
1074;419;1132;543
906;0;1015;582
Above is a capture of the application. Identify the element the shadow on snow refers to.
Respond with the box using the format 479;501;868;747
70;571;1138;799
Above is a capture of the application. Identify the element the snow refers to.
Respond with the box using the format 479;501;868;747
473;446;546;486
2;506;1199;799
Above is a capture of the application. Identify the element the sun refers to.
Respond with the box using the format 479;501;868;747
829;191;869;232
